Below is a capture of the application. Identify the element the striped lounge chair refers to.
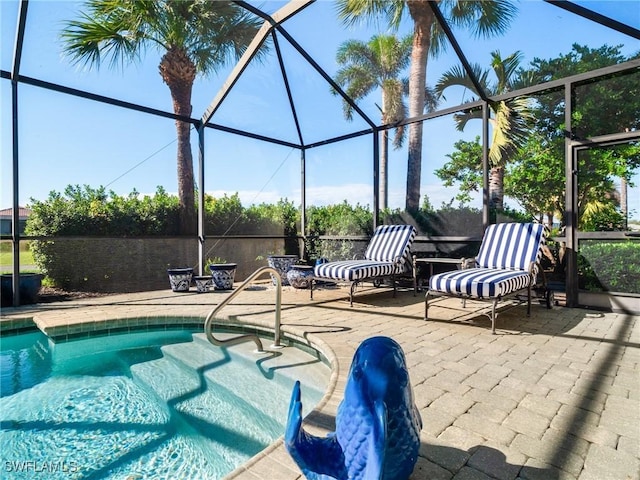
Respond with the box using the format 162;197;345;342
311;224;416;306
425;222;551;333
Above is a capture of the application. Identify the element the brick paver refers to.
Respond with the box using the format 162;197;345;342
1;283;638;479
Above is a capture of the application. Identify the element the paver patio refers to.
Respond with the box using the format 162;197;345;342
1;283;638;480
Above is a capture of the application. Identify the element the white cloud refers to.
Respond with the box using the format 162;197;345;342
206;182;485;211
206;189;283;206
208;184;376;207
302;184;373;207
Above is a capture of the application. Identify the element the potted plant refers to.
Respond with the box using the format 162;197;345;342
207;257;237;290
302;234;321;267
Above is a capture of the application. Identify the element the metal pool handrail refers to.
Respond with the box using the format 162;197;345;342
204;266;282;352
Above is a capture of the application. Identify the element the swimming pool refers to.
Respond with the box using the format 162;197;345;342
0;328;330;479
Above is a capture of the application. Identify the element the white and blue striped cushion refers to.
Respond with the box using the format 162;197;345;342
315;225;416;282
476;222;546;270
314;260;398;282
364;224;416;263
429;222;547;299
429;268;531;299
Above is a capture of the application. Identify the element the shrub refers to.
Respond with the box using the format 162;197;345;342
26;185;181;236
306;202;373;261
578;241;640;293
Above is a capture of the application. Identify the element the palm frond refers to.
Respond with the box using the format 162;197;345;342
453;109;482;132
423;85;439;113
334;64;377;121
335;66;377;96
61;12;144;70
488;96;534;166
61;0;262;76
335;0;406;29
512;68;542;90
490;50;524;92
337;40;378;73
182;2;264;73
390;95;408;149
447;0;517;38
369;34;412;74
435;63;487;99
382;79;404;120
428;23;449;59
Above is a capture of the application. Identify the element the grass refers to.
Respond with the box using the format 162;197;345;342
0;241;37;272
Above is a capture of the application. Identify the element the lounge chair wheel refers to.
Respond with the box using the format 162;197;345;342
373;278;383;287
546;289;554;309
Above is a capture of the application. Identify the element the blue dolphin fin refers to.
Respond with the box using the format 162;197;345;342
285;381;347;480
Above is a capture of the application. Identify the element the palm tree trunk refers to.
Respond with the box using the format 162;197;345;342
546;212;554;230
174;109;196;235
405;2;435;212
489;165;504;212
160;47;197;235
380;129;389;210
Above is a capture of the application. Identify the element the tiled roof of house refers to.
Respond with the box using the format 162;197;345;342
0;206;32;218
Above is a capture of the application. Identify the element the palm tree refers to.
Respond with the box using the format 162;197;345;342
435;50;534;211
61;0;262;234
334;34;412;210
336;0;517;212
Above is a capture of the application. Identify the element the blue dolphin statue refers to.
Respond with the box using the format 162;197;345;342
285;336;422;480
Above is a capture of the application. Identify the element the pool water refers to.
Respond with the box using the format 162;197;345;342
0;329;329;479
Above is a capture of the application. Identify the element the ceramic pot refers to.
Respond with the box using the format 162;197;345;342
267;255;298;286
167;268;193;292
1;273;43;307
209;263;237;290
193;276;213;293
286;265;314;289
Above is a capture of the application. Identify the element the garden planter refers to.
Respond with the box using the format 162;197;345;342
286;265;314;289
167;268;193;292
193;276;213;293
267;255;298;286
1;273;43;307
209;263;237;290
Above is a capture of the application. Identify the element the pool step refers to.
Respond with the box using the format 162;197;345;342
128;342;284;452
126;355;262;477
162;336;302;425
191;332;329;389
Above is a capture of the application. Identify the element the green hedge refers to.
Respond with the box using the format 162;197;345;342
25;186;301;237
25;185;552;287
578;241;640;293
26;185;182;236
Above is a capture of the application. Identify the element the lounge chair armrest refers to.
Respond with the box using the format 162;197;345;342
393;256;410;269
527;260;541;275
528;260;542;283
461;258;476;269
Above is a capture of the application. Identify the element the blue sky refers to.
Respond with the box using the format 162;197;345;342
1;0;639;219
